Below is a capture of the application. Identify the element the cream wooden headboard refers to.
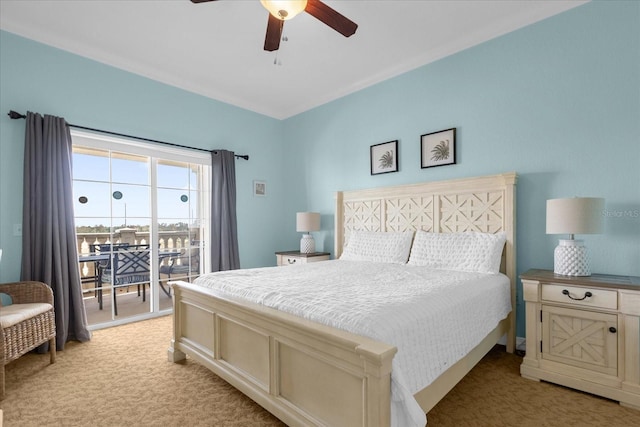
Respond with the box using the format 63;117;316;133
335;172;518;350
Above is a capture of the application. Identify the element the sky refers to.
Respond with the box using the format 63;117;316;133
72;147;201;229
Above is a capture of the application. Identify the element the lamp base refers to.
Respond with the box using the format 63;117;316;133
300;234;316;254
554;239;591;276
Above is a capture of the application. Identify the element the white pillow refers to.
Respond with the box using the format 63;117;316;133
340;230;414;264
407;231;506;274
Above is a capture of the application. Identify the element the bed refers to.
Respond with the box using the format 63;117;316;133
168;172;517;427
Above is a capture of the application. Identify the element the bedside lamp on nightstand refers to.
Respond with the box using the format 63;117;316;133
296;212;320;254
546;197;604;276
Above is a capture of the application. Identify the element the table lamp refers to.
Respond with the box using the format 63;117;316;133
296;212;320;254
546;197;604;276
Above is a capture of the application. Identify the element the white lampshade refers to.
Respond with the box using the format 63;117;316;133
546;197;604;277
296;212;320;233
546;197;605;235
260;0;307;20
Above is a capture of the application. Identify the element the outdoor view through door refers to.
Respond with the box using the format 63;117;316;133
71;131;210;328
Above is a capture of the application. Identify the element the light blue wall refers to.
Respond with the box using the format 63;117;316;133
0;30;288;282
282;1;640;336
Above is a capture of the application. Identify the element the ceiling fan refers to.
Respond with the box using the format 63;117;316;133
191;0;358;51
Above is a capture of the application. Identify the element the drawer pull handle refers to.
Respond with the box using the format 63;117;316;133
561;289;593;301
287;259;296;264
609;327;617;333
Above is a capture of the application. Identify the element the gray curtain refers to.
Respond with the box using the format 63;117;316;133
21;112;91;350
210;150;240;271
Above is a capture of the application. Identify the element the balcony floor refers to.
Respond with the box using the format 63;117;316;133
83;284;172;326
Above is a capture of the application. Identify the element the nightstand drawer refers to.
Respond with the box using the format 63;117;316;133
278;255;308;266
541;283;617;310
275;252;331;267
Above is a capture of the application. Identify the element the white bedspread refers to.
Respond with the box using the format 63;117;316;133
193;260;511;427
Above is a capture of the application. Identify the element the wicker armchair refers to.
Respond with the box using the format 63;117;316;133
0;281;56;400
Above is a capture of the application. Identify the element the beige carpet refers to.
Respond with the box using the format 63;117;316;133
1;315;639;426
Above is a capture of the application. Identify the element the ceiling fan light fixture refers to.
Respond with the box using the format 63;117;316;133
260;0;308;21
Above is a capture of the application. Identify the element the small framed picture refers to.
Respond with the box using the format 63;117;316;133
253;180;267;197
421;128;456;169
370;140;399;175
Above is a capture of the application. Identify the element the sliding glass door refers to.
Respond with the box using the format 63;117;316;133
157;160;208;286
71;131;210;328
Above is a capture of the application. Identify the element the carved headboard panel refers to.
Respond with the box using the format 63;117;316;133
340;190;507;236
335;172;516;257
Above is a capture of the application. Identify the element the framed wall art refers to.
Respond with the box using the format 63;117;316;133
370;140;398;175
421;128;456;169
253;180;267;197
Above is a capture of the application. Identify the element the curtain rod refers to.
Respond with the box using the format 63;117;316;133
7;110;249;161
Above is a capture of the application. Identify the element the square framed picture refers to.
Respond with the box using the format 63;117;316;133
370;140;398;175
253;180;267;197
421;128;456;169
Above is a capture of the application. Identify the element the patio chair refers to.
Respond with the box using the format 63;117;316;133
89;243;130;310
99;244;150;316
159;245;200;296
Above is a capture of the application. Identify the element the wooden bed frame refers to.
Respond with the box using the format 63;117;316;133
168;172;517;427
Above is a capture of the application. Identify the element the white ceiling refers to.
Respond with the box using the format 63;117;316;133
0;0;586;120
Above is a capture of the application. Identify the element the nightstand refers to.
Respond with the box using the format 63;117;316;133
275;251;330;267
520;269;640;409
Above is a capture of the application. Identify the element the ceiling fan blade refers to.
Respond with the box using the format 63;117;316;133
190;0;217;3
305;0;357;37
264;13;284;51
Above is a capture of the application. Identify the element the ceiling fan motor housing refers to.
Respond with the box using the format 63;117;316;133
261;0;308;21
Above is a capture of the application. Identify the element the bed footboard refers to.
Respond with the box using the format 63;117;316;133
168;280;397;427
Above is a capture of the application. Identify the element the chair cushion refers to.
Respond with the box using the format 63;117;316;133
168;265;192;274
101;269;149;285
0;303;54;328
